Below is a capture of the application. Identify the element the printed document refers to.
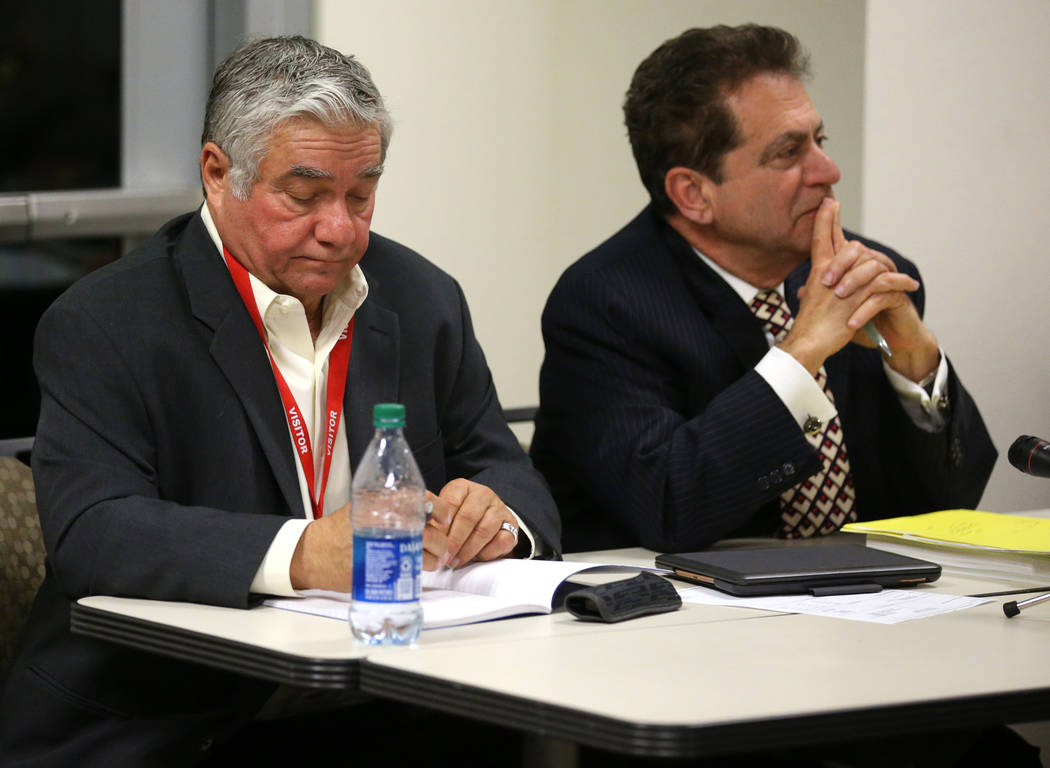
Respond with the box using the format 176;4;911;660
677;584;990;624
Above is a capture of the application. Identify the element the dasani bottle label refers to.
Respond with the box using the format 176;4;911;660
352;533;422;603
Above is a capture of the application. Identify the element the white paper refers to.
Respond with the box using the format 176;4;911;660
677;585;989;624
267;592;349;621
865;537;1050;582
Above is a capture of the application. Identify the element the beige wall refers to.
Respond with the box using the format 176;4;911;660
317;1;1050;513
862;0;1050;512
316;0;865;420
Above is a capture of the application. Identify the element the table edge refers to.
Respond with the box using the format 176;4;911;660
70;602;359;689
360;662;1050;758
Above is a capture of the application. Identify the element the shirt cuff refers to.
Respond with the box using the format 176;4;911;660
508;507;540;558
754;346;838;432
251;507;539;598
250;518;311;597
882;348;950;432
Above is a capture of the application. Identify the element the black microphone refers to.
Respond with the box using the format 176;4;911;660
1008;435;1050;478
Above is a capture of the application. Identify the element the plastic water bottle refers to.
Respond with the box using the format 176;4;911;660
349;403;426;645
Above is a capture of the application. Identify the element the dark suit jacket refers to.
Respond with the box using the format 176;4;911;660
0;212;560;766
531;206;996;554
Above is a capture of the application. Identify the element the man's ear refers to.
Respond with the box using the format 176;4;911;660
200;142;231;203
664;166;716;226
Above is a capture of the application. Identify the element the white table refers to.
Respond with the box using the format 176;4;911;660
71;545;1050;758
362;593;1050;756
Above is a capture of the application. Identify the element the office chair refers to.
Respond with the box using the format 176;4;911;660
0;439;43;681
0;437;33;467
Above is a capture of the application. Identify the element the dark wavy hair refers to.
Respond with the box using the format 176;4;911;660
624;25;809;215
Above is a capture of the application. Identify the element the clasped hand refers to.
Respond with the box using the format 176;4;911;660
780;197;939;382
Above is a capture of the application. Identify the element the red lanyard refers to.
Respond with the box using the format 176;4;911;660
223;248;353;520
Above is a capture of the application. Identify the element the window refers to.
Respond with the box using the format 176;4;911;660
0;0;311;437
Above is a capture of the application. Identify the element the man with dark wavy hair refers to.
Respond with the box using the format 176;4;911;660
533;28;1029;766
533;24;995;555
0;36;558;765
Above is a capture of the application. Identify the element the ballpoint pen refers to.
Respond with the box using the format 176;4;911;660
863;322;892;357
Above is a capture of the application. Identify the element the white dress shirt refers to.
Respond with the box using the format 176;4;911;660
201;206;535;597
693;248;950;435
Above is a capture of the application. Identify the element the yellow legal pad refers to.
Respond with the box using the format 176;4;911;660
841;510;1050;554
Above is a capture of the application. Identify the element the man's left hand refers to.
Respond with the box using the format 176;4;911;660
427;479;520;568
817;201;941;383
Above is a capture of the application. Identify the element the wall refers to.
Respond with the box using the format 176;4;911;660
315;1;866;428
863;0;1050;512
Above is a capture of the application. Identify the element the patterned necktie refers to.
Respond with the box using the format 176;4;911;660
749;289;858;537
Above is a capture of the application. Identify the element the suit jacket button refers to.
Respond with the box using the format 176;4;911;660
782;462;795;476
757;476;770;491
770;469;783;485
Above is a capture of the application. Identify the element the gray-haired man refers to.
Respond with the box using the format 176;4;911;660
0;36;558;764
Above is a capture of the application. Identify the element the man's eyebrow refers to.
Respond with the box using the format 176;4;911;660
283;163;384;180
287;165;332;180
758;122;825;165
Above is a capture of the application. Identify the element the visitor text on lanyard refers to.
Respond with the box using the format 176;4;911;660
223;248;353;520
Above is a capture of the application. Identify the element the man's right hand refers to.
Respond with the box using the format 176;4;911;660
289;500;451;592
778;197;920;377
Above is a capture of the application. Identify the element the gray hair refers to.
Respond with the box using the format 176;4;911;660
202;35;393;200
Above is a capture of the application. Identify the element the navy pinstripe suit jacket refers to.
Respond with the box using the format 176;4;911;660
532;206;996;553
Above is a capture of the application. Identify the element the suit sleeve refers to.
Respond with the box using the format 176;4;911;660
847;255;997;514
879;361;996;511
431;280;562;557
534;273;821;552
32;301;285;608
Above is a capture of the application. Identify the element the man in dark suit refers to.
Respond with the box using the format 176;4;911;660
0;36;558;765
531;24;996;555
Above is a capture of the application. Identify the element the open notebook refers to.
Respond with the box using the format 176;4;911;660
264;559;651;630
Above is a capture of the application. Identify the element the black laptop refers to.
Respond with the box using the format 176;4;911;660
655;545;941;597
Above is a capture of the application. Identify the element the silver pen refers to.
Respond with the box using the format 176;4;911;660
1004;591;1050;618
863;322;892;357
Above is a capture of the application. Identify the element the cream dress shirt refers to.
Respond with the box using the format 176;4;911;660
201;206;534;597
